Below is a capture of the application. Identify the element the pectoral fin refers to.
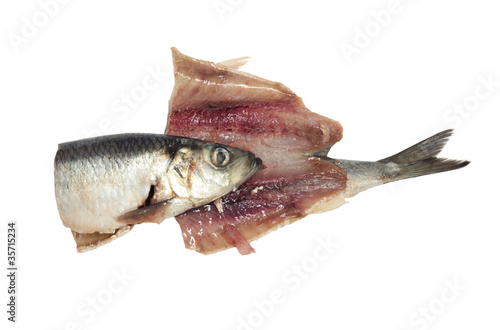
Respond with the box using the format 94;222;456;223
72;225;133;253
116;199;173;224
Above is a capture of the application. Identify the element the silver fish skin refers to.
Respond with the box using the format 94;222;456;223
54;133;261;251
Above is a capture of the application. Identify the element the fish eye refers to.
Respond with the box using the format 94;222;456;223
211;147;230;167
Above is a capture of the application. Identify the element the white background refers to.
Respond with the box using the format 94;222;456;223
1;1;499;329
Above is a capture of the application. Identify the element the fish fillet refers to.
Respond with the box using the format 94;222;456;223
165;48;468;255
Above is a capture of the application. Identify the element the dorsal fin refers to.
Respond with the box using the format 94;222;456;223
169;47;302;112
217;56;250;70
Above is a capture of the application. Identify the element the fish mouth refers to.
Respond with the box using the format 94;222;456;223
251;157;262;175
252;157;262;174
238;156;262;187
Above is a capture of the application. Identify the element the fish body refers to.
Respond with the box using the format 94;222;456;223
54;133;261;251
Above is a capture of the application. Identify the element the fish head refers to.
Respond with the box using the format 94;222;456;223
167;141;262;204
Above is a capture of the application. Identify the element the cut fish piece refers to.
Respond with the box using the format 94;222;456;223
54;133;261;252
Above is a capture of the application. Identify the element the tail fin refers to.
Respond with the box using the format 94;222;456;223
379;129;470;181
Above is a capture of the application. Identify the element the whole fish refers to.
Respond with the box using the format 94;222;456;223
54;133;261;252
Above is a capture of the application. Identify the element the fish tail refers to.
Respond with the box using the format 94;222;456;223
378;129;470;182
331;129;470;197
